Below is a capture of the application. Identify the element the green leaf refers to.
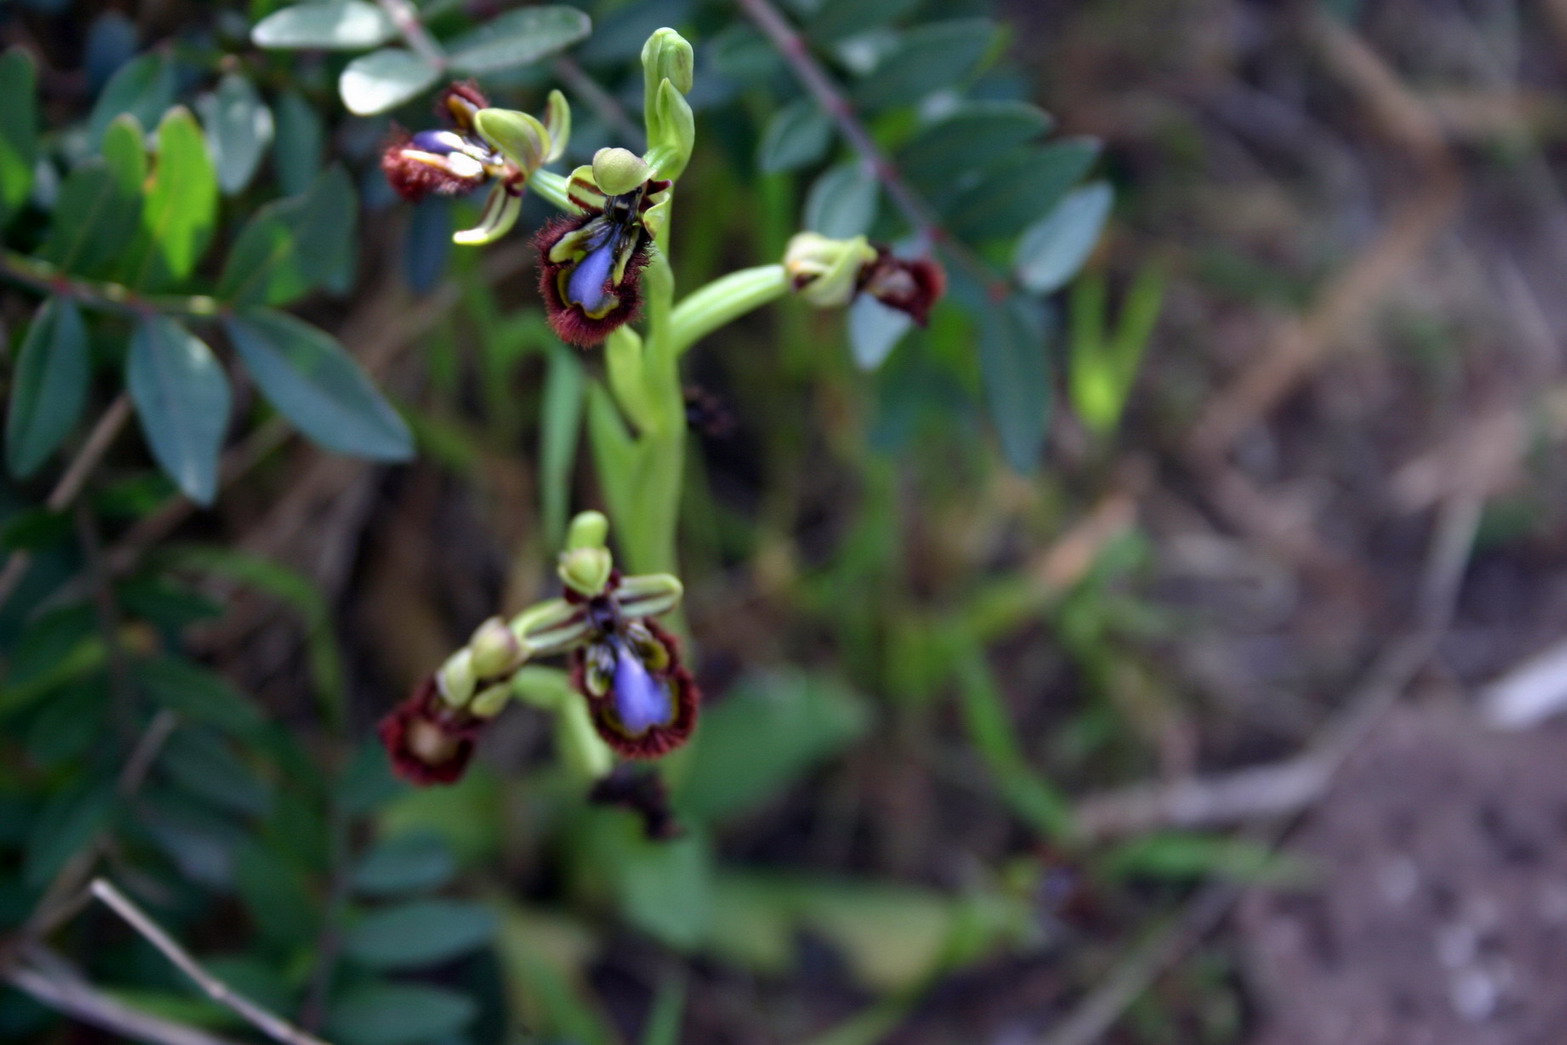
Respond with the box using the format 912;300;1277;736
979;296;1050;473
941;138;1101;242
954;648;1072;838
847;294;912;371
224;310;412;460
0;49;39;223
540;345;585;550
1101;831;1311;885
6;298;89;479
805;162;879;238
1069;265;1163;436
351;832;456;896
24;782;114;887
251;0;396;50
898;101;1052;193
445;6;592;74
327;984;477;1045
132;655;265;736
198;74;274;196
342;900;496;969
674;671;870;825
128;107;220;290
218;165;357;307
87;52;175;146
853;19;996;112
338;49;440;117
127;315;231;504
158;728;274;818
271;90;324;198
805;0;921;42
757;99;832;173
1014;181;1112;295
39;122;145;275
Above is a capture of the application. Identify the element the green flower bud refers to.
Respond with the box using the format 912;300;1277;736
512;598;592;656
616;572;684;620
559;546;613;597
436;648;477;707
642;28;695;96
567;510;610;550
468;616;525;679
644;78;694;182
784;232;878;308
592;147;651;197
474;108;550;173
470;681;513;718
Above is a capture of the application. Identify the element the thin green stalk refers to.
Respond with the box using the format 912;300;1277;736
1;250;226;319
528;169;581;213
668;264;790;356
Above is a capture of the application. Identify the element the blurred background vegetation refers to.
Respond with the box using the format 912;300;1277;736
6;0;1567;1043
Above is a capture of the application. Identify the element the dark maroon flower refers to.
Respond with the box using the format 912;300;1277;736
378;677;485;786
380;83;505;203
860;248;946;326
534;174;669;347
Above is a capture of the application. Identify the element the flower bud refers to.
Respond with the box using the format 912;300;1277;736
567;510;610;550
436;648;477;707
592;147;651;197
785;232;878;308
559;546;613;597
643;79;694;182
642;28;695;96
468;616;525;679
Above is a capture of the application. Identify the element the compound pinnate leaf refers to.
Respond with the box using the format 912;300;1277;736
342;899;496;968
805;162;879;239
758;99;832;173
941;138;1101;242
338;48;440;117
898;100;1053;192
1014;181;1113;295
853;19;996;112
980;296;1050;473
126;315;231;505
128;107;219;290
0;48;39;223
40;117;146;276
224;310;412;461
251;0;396;50
327;984;477;1045
199;74;274;195
351;833;456;896
6;297;90;479
445;6;592;74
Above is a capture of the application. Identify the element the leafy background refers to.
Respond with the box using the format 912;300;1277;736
5;0;1567;1043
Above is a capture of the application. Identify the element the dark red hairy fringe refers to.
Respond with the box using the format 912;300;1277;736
378;676;485;786
380;128;482;202
571;620;700;759
534;217;653;348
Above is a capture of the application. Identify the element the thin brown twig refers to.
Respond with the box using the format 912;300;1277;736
89;879;334;1045
375;0;446;69
734;0;1010;296
553;55;643;146
0;394;133;610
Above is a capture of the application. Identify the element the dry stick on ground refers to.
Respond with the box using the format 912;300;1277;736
4;946;246;1045
735;0;1010;296
1035;492;1482;1045
88;879;335;1045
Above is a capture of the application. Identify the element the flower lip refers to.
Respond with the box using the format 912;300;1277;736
860;249;946;326
379;676;485;786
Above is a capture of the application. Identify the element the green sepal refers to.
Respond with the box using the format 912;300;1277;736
474;108;549;172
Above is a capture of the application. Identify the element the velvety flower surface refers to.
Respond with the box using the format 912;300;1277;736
380;83;505;203
378;677;485;785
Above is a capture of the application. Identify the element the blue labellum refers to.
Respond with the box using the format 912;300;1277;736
612;642;672;734
566;230;618;313
410;129;466;155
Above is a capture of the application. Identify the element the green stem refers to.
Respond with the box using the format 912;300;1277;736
667;264;790;356
527;168;582;213
0;250;227;319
